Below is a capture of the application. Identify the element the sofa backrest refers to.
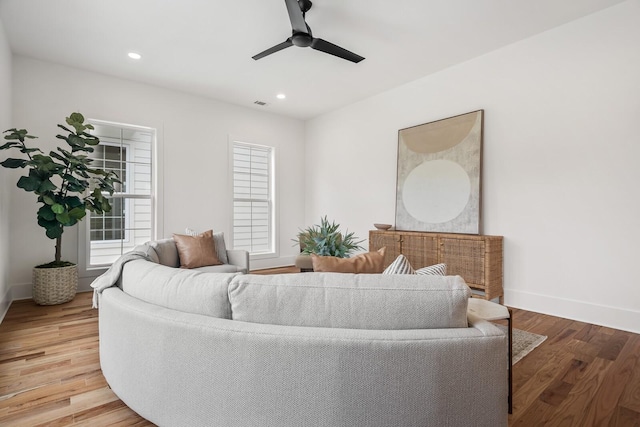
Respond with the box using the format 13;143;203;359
120;259;238;318
228;273;471;330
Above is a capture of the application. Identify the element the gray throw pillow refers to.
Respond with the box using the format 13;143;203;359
213;232;229;264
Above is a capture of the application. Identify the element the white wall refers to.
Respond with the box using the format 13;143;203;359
305;1;640;333
0;17;12;320
9;57;305;298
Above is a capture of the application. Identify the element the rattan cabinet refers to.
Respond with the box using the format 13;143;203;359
369;230;504;302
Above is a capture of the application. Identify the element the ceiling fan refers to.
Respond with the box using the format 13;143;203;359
252;0;365;63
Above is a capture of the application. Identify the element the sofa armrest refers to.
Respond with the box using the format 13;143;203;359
226;249;250;273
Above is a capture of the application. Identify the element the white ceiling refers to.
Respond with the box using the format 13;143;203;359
0;0;626;120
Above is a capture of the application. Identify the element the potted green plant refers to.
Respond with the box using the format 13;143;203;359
1;112;120;305
294;216;364;258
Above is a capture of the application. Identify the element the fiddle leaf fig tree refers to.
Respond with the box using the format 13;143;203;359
1;112;121;267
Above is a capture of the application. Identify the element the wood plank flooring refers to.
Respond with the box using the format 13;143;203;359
0;270;639;426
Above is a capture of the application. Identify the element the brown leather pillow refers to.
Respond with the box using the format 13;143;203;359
173;229;221;269
311;247;386;273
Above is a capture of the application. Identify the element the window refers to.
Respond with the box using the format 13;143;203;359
89;145;127;241
232;141;275;256
84;121;155;268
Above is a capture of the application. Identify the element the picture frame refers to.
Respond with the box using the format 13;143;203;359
395;110;483;234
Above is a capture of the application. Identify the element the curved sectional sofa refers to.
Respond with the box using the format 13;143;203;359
97;240;508;427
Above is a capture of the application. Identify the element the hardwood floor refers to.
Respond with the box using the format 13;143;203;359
1;272;639;426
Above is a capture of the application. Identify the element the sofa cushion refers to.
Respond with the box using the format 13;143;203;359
417;263;447;275
382;255;447;276
173;230;222;269
228;272;470;329
382;254;415;274
120;259;237;318
148;238;180;268
310;248;386;273
212;232;229;265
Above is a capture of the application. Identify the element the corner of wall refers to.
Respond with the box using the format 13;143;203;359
0;15;13;323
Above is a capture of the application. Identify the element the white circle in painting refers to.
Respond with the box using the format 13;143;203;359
402;160;471;223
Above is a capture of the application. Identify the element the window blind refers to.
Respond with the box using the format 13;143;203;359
232;142;273;254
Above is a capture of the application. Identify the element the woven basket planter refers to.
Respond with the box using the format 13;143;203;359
32;264;78;305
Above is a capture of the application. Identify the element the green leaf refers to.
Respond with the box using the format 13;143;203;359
0;141;21;150
31;154;60;173
67;134;86;148
45;224;63;239
0;158;27;168
65;196;83;208
83;135;100;146
50;151;69;165
43;195;55;205
66;112;87;134
57;124;73;134
66;182;87;193
20;147;41;154
51;204;64;214
55;212;71;225
37;216;61;239
38;205;56;221
69;207;86;221
17;175;41;191
38;179;57;193
3;128;36;143
68;112;85;124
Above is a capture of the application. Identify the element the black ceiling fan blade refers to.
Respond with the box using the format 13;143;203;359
310;38;365;63
284;0;308;33
252;38;293;60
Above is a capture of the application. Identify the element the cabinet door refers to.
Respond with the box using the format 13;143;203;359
401;233;438;269
439;237;486;289
369;231;400;268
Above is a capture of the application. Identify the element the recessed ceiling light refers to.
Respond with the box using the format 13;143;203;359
276;93;286;100
128;52;142;60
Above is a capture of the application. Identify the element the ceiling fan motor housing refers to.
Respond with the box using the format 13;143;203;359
292;32;313;47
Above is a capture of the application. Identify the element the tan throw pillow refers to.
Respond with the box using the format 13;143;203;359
311;247;386;273
173;229;222;269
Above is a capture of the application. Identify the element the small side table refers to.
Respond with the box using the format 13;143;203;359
467;298;513;414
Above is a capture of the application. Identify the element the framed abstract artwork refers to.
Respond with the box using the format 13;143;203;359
395;110;483;234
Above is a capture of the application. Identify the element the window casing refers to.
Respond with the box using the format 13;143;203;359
232;141;275;256
83;121;155;269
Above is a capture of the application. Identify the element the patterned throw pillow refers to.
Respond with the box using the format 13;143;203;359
382;254;416;275
416;263;447;276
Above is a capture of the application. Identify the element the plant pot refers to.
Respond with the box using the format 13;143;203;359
32;264;78;305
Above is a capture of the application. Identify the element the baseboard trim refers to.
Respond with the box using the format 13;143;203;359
11;277;94;302
10;282;32;301
505;289;640;334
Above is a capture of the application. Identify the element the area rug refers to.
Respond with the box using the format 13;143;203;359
496;324;547;364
